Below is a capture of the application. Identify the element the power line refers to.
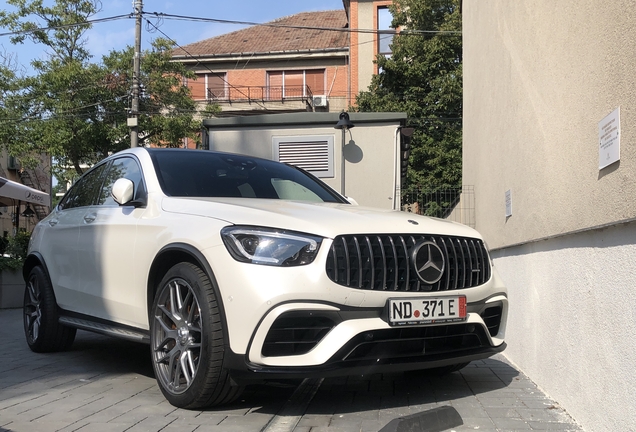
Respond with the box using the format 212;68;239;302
0;11;460;40
0;14;132;38
147;12;461;36
142;17;270;111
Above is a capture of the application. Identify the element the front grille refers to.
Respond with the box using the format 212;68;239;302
342;323;490;362
326;235;491;292
262;312;337;357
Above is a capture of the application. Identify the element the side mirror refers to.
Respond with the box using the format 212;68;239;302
111;178;134;205
345;196;359;205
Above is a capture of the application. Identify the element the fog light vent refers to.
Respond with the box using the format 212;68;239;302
480;306;503;337
262;312;336;357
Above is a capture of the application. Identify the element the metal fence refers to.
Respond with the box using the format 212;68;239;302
207;85;312;104
402;185;475;228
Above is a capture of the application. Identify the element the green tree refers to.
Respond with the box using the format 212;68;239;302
0;50;21;152
355;0;462;196
0;0;218;180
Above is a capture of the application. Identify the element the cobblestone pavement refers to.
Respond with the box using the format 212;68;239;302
0;308;584;432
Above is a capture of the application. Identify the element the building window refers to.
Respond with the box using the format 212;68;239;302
378;7;393;58
206;73;227;100
273;135;334;178
188;73;227;101
267;70;325;100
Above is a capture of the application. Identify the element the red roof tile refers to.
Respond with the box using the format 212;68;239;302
173;10;349;57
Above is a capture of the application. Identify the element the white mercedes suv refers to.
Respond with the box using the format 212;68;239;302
23;147;508;409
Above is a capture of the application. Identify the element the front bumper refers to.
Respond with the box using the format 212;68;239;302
221;296;508;384
221;299;507;384
205;240;508;380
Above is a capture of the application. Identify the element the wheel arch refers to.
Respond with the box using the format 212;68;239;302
23;252;50;283
147;243;229;342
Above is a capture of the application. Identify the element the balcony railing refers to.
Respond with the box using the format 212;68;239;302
207;85;314;104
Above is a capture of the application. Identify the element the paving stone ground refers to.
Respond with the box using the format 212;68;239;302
0;308;584;432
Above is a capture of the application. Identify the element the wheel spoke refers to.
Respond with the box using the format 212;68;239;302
32;315;41;340
24;277;43;342
155;314;178;337
182;289;193;319
171;353;184;389
26;281;39;306
180;350;194;385
169;281;183;321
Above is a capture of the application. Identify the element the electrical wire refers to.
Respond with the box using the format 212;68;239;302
142;17;270;110
0;14;132;38
147;12;461;36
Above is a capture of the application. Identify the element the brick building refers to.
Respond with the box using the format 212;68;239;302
172;1;394;116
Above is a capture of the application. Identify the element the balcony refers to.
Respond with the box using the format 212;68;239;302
205;85;315;114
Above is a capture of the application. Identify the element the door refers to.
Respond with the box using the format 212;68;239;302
76;156;148;327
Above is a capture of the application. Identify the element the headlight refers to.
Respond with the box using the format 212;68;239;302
221;226;323;267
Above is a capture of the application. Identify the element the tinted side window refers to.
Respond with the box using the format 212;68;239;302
58;164;108;210
98;157;145;206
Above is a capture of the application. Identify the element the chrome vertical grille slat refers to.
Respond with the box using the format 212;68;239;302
378;237;387;290
388;236;399;291
463;239;472;287
326;235;491;292
365;236;375;290
342;237;351;286
353;237;362;288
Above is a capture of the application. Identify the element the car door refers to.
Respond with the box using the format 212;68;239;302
76;156;148;327
42;164;108;312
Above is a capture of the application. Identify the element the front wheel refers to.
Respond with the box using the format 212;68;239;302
150;262;242;409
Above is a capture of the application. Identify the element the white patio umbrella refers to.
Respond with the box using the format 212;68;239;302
0;176;50;207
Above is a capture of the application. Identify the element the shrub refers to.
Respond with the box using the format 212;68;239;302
0;231;31;271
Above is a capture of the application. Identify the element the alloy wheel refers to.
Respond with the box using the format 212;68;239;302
152;277;203;395
24;275;42;343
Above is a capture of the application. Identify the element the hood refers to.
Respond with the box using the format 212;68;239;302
161;197;481;240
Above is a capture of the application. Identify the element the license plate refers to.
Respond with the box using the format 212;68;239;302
388;296;467;326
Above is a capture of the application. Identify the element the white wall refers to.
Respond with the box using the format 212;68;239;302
463;1;636;430
491;222;636;432
464;1;636;250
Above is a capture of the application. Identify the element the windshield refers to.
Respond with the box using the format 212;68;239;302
148;149;346;203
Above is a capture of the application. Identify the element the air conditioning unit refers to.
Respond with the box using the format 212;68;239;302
312;95;328;107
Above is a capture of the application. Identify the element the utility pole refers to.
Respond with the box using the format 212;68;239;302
129;0;143;147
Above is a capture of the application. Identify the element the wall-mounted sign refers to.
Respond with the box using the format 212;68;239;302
599;107;620;170
505;189;512;218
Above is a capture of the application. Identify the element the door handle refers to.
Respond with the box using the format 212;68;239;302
83;213;96;223
48;219;58;227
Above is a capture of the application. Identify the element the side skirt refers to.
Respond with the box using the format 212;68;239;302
59;315;150;344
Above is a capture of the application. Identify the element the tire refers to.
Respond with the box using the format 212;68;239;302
150;262;242;409
23;266;76;353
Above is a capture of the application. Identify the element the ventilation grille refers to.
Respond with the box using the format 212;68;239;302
342;324;490;362
326;234;491;292
278;141;330;173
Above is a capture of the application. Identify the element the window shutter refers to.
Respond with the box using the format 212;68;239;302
305;70;325;95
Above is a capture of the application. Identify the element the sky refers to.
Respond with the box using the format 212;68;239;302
0;0;346;73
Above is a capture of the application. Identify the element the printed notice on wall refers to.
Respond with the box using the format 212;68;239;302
599;107;620;170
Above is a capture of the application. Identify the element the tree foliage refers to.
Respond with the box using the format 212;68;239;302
355;0;462;195
0;0;218;180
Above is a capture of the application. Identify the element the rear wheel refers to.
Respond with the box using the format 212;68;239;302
150;262;242;409
23;266;76;353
